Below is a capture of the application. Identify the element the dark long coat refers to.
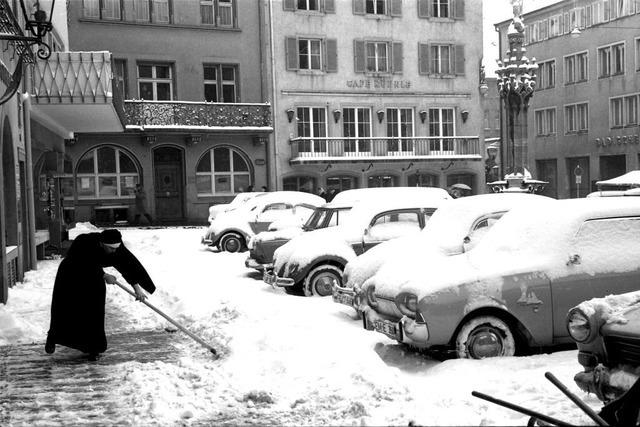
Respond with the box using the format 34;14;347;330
48;232;156;354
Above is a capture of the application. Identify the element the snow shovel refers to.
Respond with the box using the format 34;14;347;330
114;281;218;358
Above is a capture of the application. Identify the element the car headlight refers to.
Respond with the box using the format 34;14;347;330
566;308;592;343
395;292;418;317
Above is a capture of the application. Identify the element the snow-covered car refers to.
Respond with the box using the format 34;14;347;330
360;197;640;359
201;191;325;252
245;187;450;272
207;192;266;223
567;291;640;402
263;188;450;297
334;193;552;311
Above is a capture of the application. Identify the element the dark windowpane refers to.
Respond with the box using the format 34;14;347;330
138;65;152;78
139;82;153;100
197;153;211;172
156;83;171;100
156;65;171;78
204;66;217;80
222;84;235;102
201;4;214;24
204;84;218;102
233;151;248;171
64;158;73;174
77;150;95;174
222;66;235;80
196;175;212;193
234;175;250;192
97;147;117;173
119;151;137;173
214;147;231;172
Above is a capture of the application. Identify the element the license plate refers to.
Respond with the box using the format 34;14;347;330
373;319;398;339
333;292;354;307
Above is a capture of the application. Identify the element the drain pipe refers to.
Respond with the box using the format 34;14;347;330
22;67;37;270
267;0;279;190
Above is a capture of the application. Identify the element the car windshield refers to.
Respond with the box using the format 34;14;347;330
302;207;352;231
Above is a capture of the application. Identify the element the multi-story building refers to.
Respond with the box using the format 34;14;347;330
65;0;272;224
265;0;485;194
496;0;640;199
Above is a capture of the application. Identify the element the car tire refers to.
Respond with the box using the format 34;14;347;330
303;264;342;297
455;315;516;359
220;233;244;253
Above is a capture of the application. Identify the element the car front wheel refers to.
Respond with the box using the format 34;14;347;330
303;264;342;297
220;233;244;253
455;315;516;359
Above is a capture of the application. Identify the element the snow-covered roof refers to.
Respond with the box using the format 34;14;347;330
596;170;640;187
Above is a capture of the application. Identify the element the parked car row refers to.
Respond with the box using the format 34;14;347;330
203;185;640;405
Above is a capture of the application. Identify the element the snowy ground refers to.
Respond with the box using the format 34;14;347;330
0;227;601;425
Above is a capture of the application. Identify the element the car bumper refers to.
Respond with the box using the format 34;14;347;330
332;284;358;308
245;257;271;271
574;358;640;402
201;236;213;246
263;269;295;287
361;308;429;346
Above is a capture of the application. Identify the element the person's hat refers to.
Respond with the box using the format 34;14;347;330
100;229;122;248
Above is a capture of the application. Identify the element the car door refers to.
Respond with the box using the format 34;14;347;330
360;209;423;253
250;203;292;234
551;216;640;340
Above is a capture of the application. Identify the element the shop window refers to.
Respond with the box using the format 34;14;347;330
76;146;140;199
368;174;398;187
408;173;438;187
283;176;317;193
196;147;251;195
446;173;474;194
326;176;357;191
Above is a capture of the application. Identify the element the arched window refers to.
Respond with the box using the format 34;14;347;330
76;146;140;199
196;147;250;195
408;172;439;187
368;174;398;188
283;176;316;193
326;175;357;192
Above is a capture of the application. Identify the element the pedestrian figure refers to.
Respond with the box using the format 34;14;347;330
261;185;268;192
133;184;153;225
247;185;254;192
45;229;156;361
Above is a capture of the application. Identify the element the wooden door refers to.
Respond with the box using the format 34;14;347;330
154;148;184;221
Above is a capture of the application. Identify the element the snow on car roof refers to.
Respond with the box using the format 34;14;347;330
596;170;640;187
324;186;451;209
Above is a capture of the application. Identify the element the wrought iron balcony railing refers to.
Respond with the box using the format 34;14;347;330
123;101;273;129
289;136;481;163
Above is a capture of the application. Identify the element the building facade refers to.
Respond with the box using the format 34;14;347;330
265;0;485;194
496;0;640;199
65;0;272;225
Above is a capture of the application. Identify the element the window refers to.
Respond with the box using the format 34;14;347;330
297;107;327;154
83;0;172;22
386;108;414;153
418;42;463;75
76;146;139;199
574;217;640;270
368;210;422;240
113;59;128;99
326;176;357;192
204;64;238;102
297;0;320;10
343;107;371;154
138;63;173;100
432;0;449;17
565;102;588;133
299;39;322;70
283;176;316;193
609;94;639;127
408;173;438;187
429;107;455;153
366;41;389;72
196;147;250;195
430;44;452;74
538;60;555;89
366;0;387;14
635;37;640;72
368;175;398;187
599;42;625;77
200;0;234;26
535;108;556;136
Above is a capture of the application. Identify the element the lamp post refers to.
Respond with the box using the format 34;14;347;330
491;2;546;193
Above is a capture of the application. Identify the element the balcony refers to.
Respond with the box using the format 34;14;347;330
123;101;273;132
31;51;125;134
289;136;482;164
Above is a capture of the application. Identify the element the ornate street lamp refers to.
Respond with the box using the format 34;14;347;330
1;0;57;60
490;2;546;194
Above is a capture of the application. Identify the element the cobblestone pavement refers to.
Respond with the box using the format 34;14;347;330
0;329;188;426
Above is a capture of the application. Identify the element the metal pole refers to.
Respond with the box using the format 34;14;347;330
23;71;37;270
114;281;218;358
471;391;575;426
544;372;609;426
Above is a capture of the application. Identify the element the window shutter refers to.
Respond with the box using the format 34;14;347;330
454;0;465;19
325;39;338;72
285;37;299;71
283;0;296;11
323;0;335;13
454;44;465;75
353;0;365;15
354;39;365;73
390;0;402;16
418;0;430;18
392;42;403;74
418;42;430;75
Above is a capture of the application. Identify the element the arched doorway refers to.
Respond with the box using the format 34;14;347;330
153;146;185;222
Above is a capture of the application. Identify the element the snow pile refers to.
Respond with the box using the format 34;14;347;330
254;226;304;244
576;290;640;324
68;221;101;240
